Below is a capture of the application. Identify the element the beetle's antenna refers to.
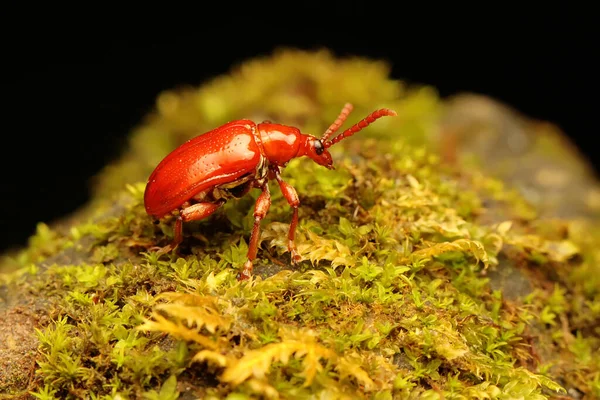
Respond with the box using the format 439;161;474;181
324;108;397;148
321;103;354;142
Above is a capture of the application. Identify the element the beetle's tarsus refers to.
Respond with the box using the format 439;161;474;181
288;239;302;265
290;250;302;265
148;244;176;256
239;260;253;281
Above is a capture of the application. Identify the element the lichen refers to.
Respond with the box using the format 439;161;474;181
1;49;598;399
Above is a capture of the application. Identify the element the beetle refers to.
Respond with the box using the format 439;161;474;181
143;103;397;280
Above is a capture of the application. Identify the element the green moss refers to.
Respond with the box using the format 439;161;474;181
1;48;599;399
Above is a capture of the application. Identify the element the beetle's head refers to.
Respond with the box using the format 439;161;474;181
301;135;334;169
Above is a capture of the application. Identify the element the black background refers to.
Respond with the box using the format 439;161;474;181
2;9;597;254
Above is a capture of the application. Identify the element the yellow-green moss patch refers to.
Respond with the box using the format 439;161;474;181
1;49;598;399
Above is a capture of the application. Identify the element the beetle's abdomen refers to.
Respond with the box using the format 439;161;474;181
144;121;262;218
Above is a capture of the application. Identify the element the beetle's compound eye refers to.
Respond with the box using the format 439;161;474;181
314;139;324;155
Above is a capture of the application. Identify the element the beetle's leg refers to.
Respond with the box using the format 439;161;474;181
273;168;302;265
181;200;226;222
151;216;183;255
152;201;225;256
240;185;271;280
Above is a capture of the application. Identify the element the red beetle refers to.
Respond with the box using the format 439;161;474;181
144;103;397;280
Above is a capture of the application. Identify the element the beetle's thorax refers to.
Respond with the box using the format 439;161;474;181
257;123;303;166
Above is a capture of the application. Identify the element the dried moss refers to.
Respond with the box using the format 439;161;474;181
1;49;598;399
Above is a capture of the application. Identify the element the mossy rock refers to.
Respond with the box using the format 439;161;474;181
1;49;599;399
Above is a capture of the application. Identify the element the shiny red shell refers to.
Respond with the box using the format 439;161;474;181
143;120;262;219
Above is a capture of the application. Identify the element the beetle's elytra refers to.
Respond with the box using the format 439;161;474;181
144;103;397;280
